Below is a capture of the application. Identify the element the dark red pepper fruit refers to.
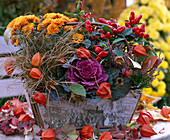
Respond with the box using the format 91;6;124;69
90;35;97;41
129;11;135;21
98;18;108;24
85;19;92;33
140;24;145;32
135;15;142;24
124;70;130;77
139;32;144;38
111;28;118;34
125;22;131;28
130;19;136;25
96;56;102;62
117;26;125;34
105;32;112;39
144;33;150;39
98;51;108;58
100;34;106;39
94;47;103;54
110;23;118;28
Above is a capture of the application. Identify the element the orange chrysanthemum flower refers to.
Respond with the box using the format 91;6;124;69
73;33;84;43
47;23;60;34
64;26;73;32
42;19;53;28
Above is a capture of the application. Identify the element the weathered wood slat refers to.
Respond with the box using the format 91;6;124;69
0;79;26;98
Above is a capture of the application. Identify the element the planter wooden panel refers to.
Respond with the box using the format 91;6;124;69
30;90;141;128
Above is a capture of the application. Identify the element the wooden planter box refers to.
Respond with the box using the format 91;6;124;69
30;90;142;129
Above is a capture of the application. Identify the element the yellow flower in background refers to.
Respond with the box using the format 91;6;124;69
162;23;170;33
142;87;153;95
158;81;166;89
150;91;159;97
157;88;166;97
149;30;160;40
160;60;168;69
72;33;84;43
141;0;149;4
160;40;170;51
152;41;161;49
157;71;165;80
42;19;53;28
64;26;73;32
167;36;170;45
152;79;159;87
164;52;170;61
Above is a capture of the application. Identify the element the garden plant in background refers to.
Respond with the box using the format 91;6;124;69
119;0;170;107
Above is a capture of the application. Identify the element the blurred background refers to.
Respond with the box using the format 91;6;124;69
0;0;169;107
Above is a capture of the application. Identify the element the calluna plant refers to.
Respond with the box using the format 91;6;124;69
3;1;162;105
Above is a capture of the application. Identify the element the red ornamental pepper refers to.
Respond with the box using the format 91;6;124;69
96;56;102;62
98;51;108;58
110;23;118;29
133;45;147;57
125;22;131;27
83;13;91;19
85;19;92;33
111;28;118;34
124;70;130;77
94;47;103;54
100;34;106;39
99;132;112;140
139;32;144;38
140;24;145;32
144;33;150;39
130;19;136;25
135;15;142;24
76;47;92;58
98;18;108;24
90;35;97;41
105;32;112;39
117;26;125;34
129;11;135;20
34;92;47;108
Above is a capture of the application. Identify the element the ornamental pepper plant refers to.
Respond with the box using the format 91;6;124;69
3;1;162;104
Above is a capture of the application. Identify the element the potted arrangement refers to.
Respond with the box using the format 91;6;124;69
3;1;162;128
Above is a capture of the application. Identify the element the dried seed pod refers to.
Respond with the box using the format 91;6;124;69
31;52;43;67
29;68;43;79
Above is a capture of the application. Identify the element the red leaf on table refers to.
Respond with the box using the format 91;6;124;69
36;129;43;136
109;123;125;139
42;129;56;140
140;124;157;137
160;106;170;118
0;119;15;135
99;132;112;140
137;115;150;126
159;128;165;134
34;92;47;108
17;121;30;133
11;117;19;126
